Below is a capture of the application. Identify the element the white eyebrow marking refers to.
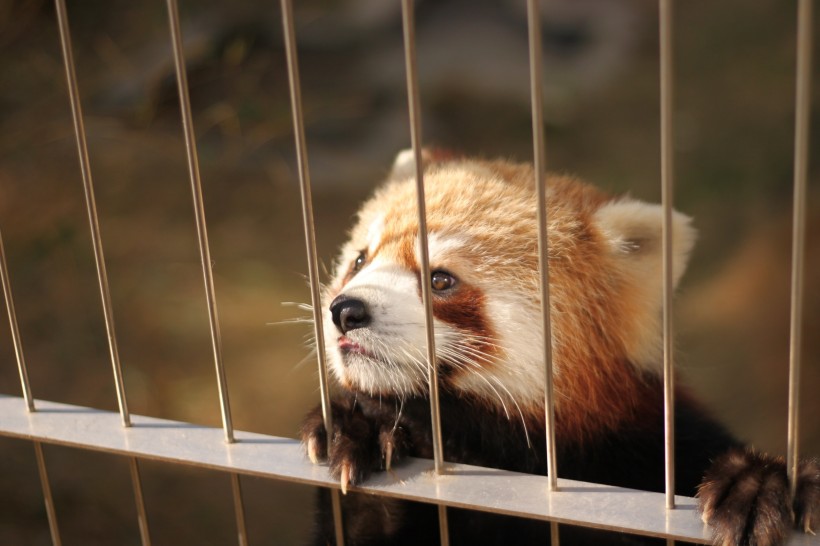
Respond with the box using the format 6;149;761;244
367;214;385;254
419;232;467;265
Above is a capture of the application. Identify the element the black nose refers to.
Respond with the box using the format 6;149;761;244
330;295;371;334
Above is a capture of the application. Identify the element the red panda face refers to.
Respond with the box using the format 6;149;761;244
324;223;496;400
323;161;541;412
322;153;696;426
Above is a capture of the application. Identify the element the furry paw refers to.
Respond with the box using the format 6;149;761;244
300;402;410;493
697;448;820;546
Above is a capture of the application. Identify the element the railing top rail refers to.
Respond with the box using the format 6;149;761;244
8;394;818;545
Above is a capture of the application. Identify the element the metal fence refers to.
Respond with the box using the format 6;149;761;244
0;1;816;545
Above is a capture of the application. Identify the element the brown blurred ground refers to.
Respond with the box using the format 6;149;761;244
0;0;818;544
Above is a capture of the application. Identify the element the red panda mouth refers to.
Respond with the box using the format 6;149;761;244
337;336;375;362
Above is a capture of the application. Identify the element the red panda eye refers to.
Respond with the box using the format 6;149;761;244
352;251;367;272
431;271;456;292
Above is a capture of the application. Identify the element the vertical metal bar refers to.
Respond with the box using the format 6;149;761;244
329;487;345;546
166;0;234;445
34;442;62;546
2;230;62;545
165;2;248;542
278;1;345;543
230;474;249;546
278;0;333;462
400;0;444;481
54;3;153;543
400;2;449;543
526;0;559;495
437;505;450;546
0;229;34;411
659;0;676;512
787;0;813;502
54;0;130;428
129;458;152;546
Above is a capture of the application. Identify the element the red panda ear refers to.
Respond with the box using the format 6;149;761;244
593;199;697;289
390;148;459;180
594;199;697;368
390;148;419;180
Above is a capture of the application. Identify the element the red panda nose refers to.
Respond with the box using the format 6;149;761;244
329;295;371;334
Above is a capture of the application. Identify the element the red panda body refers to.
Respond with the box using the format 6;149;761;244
301;152;819;546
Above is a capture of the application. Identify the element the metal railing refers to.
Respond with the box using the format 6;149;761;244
0;1;816;545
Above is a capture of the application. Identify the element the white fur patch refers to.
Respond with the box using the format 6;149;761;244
419;232;467;267
450;289;547;417
366;214;385;254
324;257;458;397
328;229;550;410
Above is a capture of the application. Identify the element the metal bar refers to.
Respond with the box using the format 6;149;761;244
8;395;818;545
437;505;449;546
329;487;345;546
787;0;813;502
278;0;332;463
165;0;235;444
129;458;152;546
1;232;62;545
230;473;249;546
54;3;154;542
526;0;559;494
34;442;62;546
400;2;450;543
278;1;345;543
659;0;676;512
0;229;34;411
54;0;130;427
165;3;248;543
400;0;445;480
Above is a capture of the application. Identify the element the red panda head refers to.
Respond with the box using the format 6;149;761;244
323;150;695;436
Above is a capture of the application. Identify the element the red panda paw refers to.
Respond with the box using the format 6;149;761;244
300;402;410;494
377;423;411;472
300;403;331;466
696;447;820;546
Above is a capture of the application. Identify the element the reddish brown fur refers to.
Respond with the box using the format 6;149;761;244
333;158;677;444
501;171;655;444
430;283;489;340
381;227;499;368
312;153;818;546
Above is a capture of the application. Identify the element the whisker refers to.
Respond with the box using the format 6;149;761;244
367;337;426;397
319;258;331;279
265;317;315;327
282;301;314;310
293;347;318;370
486;373;532;449
454;332;506;351
436;347;512;422
443;339;533;448
391;398;406;435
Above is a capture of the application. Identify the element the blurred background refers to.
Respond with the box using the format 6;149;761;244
0;0;818;544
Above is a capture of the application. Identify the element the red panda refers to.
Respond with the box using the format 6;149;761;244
301;151;819;546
